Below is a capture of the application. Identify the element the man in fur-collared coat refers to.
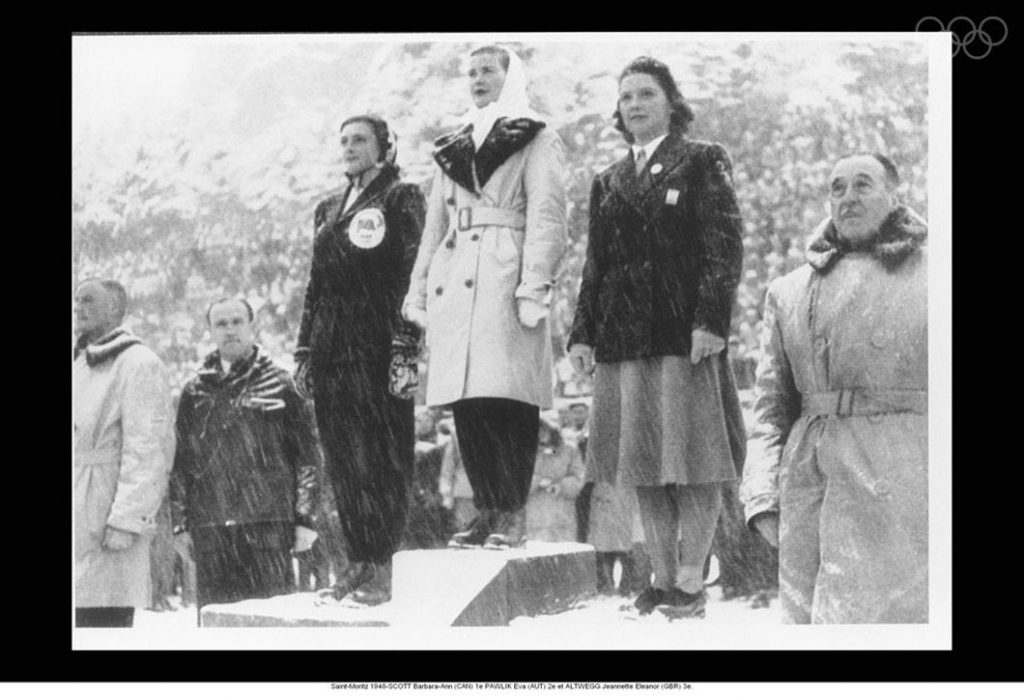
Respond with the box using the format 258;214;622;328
73;279;175;627
740;154;928;624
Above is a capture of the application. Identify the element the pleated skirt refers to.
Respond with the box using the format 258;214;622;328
586;354;746;487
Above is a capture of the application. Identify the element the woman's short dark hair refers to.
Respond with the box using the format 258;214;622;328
340;114;392;163
613;56;695;143
469;45;511;71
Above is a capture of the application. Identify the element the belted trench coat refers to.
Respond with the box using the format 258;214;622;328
405;120;567;408
740;208;929;624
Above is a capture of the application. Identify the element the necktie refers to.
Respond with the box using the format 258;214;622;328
635;147;647;176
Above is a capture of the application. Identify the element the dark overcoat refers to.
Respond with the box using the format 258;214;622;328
171;346;319;532
296;163;426;562
568;132;744;361
297;163;425;367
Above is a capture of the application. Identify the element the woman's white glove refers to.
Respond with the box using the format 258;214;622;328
690;328;725;364
516;297;548;328
402;301;428;331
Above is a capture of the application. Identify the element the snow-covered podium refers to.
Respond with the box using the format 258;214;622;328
199;541;597;627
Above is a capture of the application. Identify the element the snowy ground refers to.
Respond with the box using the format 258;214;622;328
134;585;778;631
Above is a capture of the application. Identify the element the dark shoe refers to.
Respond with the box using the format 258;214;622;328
633;587;667;615
347;563;392;607
483;509;527;549
448;510;493;548
316;561;369;603
656;587;708;619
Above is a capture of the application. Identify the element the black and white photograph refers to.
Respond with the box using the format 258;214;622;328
70;30;952;655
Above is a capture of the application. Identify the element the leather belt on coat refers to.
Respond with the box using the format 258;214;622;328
75;446;121;467
801;389;927;417
456;206;526;231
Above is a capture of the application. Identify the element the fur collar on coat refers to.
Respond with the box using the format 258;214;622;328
74;326;142;367
433;117;545;193
806;205;928;274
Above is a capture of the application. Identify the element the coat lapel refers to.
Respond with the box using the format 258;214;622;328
635;133;691;216
333;166;399;232
605;152;645;218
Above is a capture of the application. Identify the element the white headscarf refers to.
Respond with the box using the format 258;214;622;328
466;47;538;150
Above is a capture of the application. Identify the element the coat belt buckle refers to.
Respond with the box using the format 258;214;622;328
835;389;855;417
457;207;473;231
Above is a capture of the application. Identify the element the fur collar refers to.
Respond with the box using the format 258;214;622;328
433;117;545;193
74;327;142;367
198;345;270;385
806;205;928;274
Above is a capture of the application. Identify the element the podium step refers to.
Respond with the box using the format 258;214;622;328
198;542;597;628
391;541;597;626
199;592;390;627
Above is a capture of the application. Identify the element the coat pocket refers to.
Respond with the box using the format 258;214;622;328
75;459;120;543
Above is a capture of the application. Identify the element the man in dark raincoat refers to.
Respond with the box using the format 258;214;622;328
171;297;320;613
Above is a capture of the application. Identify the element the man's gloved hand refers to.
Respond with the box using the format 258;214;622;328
293;526;319;553
568;343;595;377
690;328;726;364
103;526;137;551
389;345;419;400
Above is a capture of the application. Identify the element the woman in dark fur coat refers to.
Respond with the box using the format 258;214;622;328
294;114;426;606
568;57;746;619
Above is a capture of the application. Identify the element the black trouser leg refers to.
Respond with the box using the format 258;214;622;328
452;398;539;512
313;361;412;565
75;607;135;628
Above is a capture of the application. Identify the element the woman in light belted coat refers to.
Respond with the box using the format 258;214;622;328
403;45;567;549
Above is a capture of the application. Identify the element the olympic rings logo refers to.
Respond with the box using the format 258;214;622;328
916;16;1008;59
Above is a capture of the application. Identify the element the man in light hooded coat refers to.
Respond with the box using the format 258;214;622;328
73;278;175;627
740;154;928;624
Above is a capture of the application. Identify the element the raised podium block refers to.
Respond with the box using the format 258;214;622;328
199;541;597;628
391;541;597;626
199;592;390;627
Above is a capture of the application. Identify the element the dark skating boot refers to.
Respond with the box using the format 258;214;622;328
347;562;392;607
655;587;708;619
483;509;527;550
315;561;369;604
448;509;494;548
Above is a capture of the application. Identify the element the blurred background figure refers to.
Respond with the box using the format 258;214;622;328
586;479;650;596
403;407;452;549
438;427;477;535
297;441;350;594
525;415;585;543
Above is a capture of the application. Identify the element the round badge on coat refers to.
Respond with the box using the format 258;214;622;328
348;208;386;249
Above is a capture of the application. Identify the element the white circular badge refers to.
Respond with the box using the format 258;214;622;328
348;208;386;249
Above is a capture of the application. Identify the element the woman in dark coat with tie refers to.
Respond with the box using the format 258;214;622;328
568;57;746;618
294;114;426;606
